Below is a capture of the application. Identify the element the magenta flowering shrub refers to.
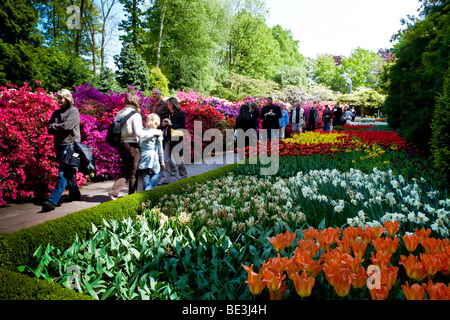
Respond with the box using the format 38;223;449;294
0;83;60;205
79;114;122;179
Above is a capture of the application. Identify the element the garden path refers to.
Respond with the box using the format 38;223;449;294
0;152;238;234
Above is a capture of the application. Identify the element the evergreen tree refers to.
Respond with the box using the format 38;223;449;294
114;43;151;91
0;0;41;85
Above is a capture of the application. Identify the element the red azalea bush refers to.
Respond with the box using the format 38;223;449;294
0;83;60;205
179;99;227;160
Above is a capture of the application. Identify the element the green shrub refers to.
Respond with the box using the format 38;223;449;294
0;268;94;300
431;68;450;187
149;66;170;97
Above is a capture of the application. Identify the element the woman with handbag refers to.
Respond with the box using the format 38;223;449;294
158;97;187;185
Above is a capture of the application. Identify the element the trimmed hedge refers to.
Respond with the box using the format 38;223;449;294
0;163;237;300
0;268;95;300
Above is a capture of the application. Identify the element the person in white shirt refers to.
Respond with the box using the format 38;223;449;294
289;102;305;135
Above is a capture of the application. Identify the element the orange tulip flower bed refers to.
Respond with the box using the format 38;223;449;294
243;222;450;300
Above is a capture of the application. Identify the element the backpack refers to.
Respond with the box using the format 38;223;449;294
106;111;137;148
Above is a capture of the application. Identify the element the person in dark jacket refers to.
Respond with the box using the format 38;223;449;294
42;89;81;211
235;104;255;152
159;97;187;184
259;97;282;141
322;105;332;131
333;105;343;128
249;102;260;141
147;88;169;129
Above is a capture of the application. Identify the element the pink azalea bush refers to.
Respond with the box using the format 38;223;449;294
0;83;61;205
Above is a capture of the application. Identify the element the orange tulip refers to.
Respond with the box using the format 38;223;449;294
399;254;428;281
342;226;362;243
342;254;364;273
351;240;367;258
296;239;320;257
371;226;385;238
402;281;425;300
372;237;399;254
384;220;399;237
284;230;297;248
262;254;288;276
242;264;267;296
302;227;318;241
351;266;367;289
369;284;390;300
262;268;286;295
317;232;334;252
370;251;392;269
269;233;288;253
271;281;288;301
285;259;301;280
321;247;345;267
423;280;450;300
305;260;323;278
403;234;420;252
415;227;431;242
381;266;399;291
333;271;352;298
362;227;376;243
421;237;440;254
337;237;352;254
420;253;442;276
293;271;315;298
323;264;342;287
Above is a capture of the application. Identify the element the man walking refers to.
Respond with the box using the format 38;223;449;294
42;89;81;212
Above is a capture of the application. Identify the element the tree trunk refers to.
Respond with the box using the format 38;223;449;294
75;0;85;56
156;2;167;68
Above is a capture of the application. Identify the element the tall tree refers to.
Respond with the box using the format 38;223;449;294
118;0;146;49
271;25;308;87
383;0;450;152
225;0;279;79
141;0;229;92
98;0;120;74
307;54;339;89
340;47;383;93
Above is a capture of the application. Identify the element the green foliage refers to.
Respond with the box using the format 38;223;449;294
212;72;280;101
431;67;450;186
383;2;450;152
341;47;384;92
307;54;339;89
115;43;151;91
36;47;93;93
149;66;169;96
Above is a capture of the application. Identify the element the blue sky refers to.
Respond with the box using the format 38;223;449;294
264;0;422;58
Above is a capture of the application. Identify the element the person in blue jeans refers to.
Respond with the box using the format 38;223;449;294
138;113;165;190
43;89;81;212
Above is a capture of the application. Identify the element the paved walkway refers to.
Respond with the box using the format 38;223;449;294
0;152;238;234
